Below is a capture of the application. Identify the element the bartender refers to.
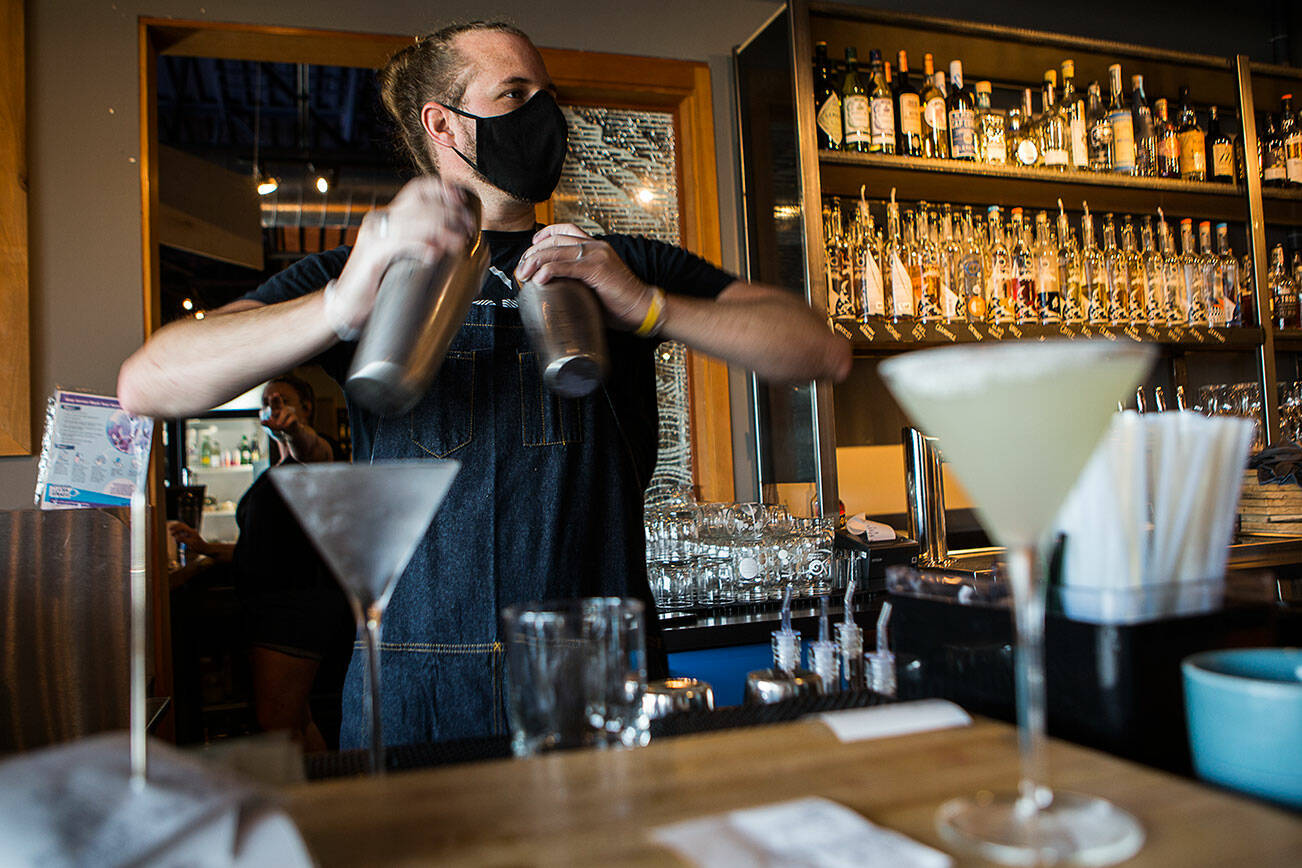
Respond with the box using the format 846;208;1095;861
117;20;850;749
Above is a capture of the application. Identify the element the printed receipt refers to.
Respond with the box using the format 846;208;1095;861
649;796;952;868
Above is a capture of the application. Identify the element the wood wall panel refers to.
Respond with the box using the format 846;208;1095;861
0;0;29;456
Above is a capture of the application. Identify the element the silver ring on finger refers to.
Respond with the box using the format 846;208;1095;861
574;242;585;262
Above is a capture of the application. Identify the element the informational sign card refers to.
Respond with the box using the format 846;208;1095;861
34;390;153;509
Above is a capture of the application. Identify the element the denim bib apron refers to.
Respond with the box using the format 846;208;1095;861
339;257;665;749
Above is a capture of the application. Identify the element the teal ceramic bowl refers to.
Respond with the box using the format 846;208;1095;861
1182;648;1302;809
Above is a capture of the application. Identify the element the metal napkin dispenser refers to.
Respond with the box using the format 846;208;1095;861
515;276;610;398
345;198;490;417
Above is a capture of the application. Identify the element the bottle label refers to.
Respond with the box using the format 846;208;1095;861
1070;113;1087;166
862;250;885;316
1287;135;1302;181
870;97;895;147
949;108;976;158
1110;112;1136;170
843;94;870;145
1043;147;1068;167
1016;139;1038;166
817;94;843;147
924;97;947;132
1157;133;1179;161
1212;142;1233;178
1178;131;1206;175
985;140;1007;164
1265;147;1287;181
899;94;922;136
890;252;914;317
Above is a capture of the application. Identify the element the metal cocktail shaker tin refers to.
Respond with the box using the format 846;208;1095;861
515;276;610;398
345;195;490;416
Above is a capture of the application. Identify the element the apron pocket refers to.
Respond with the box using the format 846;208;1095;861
408;351;476;458
518;351;584;446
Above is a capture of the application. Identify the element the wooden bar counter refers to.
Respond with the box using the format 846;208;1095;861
283;716;1301;865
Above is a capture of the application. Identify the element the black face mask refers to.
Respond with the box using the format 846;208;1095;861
440;90;569;203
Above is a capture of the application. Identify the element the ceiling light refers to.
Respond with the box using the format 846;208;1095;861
636;187;655;205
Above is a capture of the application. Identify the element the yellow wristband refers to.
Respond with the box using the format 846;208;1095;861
634;288;666;338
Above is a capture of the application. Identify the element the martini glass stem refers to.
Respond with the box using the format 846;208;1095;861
362;611;385;774
1007;544;1051;819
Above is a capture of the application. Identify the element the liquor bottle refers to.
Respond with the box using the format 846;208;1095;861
947;60;977;161
1061;60;1088;170
940;205;964;320
920;55;949;159
894;51;923;157
1180;218;1208;326
200;435;213;467
823;201;848;319
1039;70;1069;170
1107;64;1136;174
239;434;252;465
1270;244;1299;329
813;42;842;151
1154;98;1181;178
987;205;1014;323
1199;220;1225;326
1207;106;1235;183
1176;87;1207;181
868;50;896;155
1159;214;1188;324
856;198;886;319
1034;211;1062;323
1284;95;1302;186
1010;207;1037;323
1131;74;1156;177
1102;214;1129;324
1081;206;1109;325
1122;217;1147;324
1217;223;1245;326
841;47;871;153
916;209;943;321
1263;112;1288;187
885;194;915;321
974;81;1006;165
1018;88;1041;167
958;208;987;321
1057;202;1085;323
1141;217;1168;326
1087;82;1114;172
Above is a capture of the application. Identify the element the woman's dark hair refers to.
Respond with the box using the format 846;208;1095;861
269;374;315;419
379;20;531;175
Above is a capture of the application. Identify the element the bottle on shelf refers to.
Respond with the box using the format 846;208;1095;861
1141;216;1168;325
1199;220;1226;326
1081;204;1109;325
1057;201;1085;323
1061;60;1088;170
1122;217;1147;324
974;81;1006;165
1131;74;1156;177
1270;243;1299;329
886;192;915;321
1039;69;1069;171
1087;81;1114;172
1106;64;1137;175
958;208;987;321
1216;222;1245;326
1102;214;1129;324
813;41;842;151
1284;95;1302;186
894;50;923;157
1176;87;1207;181
1180;218;1209;326
824;200;856;319
1010;207;1037;323
1158;211;1188;324
868;49;896;155
987;205;1015;324
947;60;977;161
1153;97;1181;179
238;434;251;466
841;47;871;153
1263;111;1288;187
1207;106;1235;184
856;197;887;320
916;208;944;321
920;54;949;159
199;435;213;467
940;205;965;319
1034;211;1062;322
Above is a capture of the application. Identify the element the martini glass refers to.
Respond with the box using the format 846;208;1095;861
880;341;1152;866
272;459;459;774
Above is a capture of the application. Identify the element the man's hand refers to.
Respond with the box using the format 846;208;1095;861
515;224;656;330
260;395;301;442
328;176;482;336
168;521;211;556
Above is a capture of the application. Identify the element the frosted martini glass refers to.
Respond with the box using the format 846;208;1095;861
272;459;459;774
880;341;1153;866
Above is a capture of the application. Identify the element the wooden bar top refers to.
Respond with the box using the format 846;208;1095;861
284;717;1301;866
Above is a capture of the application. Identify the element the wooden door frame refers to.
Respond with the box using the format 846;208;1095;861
0;0;29;456
139;18;734;735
